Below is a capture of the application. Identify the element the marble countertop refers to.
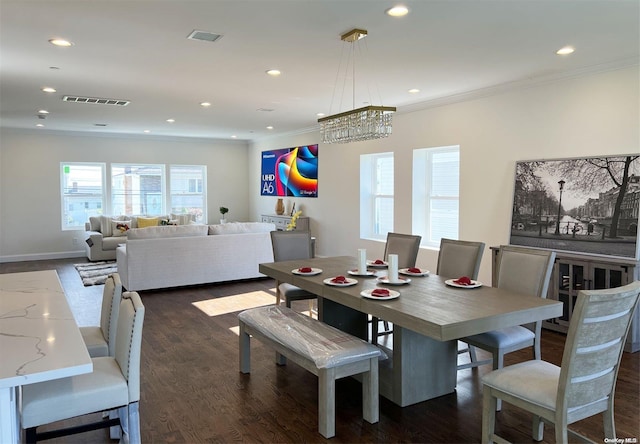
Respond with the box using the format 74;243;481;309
0;270;92;388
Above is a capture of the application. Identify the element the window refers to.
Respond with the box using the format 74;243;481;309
111;164;165;216
170;165;207;223
60;163;106;230
412;146;460;247
360;152;394;240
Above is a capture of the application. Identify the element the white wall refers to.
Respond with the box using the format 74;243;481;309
0;130;250;261
249;66;639;284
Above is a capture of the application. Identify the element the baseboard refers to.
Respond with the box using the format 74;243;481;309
0;250;86;263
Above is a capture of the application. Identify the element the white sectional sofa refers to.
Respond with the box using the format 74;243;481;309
116;222;276;291
84;214;194;261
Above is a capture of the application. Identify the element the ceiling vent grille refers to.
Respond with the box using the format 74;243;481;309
62;96;130;106
187;30;222;43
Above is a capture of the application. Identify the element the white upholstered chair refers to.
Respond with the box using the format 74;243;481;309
435;238;486;367
270;230;316;314
80;272;122;357
481;280;640;444
21;291;145;444
371;233;422;344
460;245;555;374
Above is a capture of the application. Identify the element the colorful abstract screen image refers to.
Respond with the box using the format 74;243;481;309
261;145;318;197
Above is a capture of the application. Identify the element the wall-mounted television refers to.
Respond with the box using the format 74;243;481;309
261;144;318;197
509;154;639;259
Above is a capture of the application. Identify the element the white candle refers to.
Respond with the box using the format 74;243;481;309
388;254;399;283
358;249;367;274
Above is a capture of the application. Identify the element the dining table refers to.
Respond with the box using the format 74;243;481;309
259;255;563;407
0;270;93;443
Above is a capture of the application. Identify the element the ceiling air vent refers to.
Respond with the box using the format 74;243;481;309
62;96;130;106
187;30;222;43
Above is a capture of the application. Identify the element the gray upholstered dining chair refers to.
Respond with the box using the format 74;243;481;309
460;245;555;377
270;230;316;315
21;291;145;444
481;280;640;444
80;272;123;357
435;238;486;367
371;232;422;344
436;238;485;281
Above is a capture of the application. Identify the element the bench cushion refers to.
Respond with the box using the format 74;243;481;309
238;306;385;369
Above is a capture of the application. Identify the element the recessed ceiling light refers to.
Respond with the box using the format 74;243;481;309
316;112;325;117
143;130;151;133
266;126;274;130
231;135;237;138
42;87;56;93
556;46;575;55
200;102;211;107
266;69;281;76
36;123;44;127
408;88;420;94
38;109;49;114
48;38;73;47
166;118;175;123
386;5;409;17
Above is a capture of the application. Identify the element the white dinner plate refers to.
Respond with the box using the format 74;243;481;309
361;289;400;300
445;279;483;289
323;277;358;287
348;269;376;277
377;276;411;285
366;260;388;268
292;267;322;276
399;268;430;277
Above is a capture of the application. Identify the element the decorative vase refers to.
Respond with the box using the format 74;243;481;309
275;198;285;215
220;218;227;224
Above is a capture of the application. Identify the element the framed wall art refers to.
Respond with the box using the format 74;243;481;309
509;154;639;259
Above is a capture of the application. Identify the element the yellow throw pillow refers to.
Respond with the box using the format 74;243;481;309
137;217;159;228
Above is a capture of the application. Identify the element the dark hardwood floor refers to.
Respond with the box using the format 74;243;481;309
2;258;638;443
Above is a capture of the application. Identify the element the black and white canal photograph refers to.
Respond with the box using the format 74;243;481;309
510;154;640;259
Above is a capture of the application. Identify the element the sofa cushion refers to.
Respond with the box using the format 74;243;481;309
112;220;131;237
127;224;208;240
89;216;101;232
102;236;124;251
99;216;114;237
137;217;159;228
208;222;275;235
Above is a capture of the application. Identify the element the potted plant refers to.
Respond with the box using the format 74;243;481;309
219;206;229;224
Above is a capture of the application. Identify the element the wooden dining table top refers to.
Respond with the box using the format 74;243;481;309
259;255;563;342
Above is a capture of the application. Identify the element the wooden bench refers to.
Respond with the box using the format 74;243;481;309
238;305;385;438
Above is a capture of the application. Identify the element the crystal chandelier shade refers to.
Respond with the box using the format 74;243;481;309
318;29;396;144
318;106;395;144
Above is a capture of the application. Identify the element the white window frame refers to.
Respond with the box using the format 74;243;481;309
60;162;106;230
360;152;394;240
169;165;207;223
412;146;460;248
111;163;166;216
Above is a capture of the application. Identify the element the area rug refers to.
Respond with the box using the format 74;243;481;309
74;261;118;286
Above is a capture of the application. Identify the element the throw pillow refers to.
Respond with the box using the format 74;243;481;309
137;216;159;228
112;220;131;237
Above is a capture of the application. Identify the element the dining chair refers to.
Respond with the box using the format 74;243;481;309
460;245;555;376
481;280;640;444
371;232;422;344
436;238;485;281
21;291;145;444
435;238;486;367
270;230;317;315
79;272;123;357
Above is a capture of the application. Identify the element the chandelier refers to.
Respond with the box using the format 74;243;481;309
318;29;396;144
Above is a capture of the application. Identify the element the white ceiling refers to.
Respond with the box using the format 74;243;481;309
1;0;638;141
